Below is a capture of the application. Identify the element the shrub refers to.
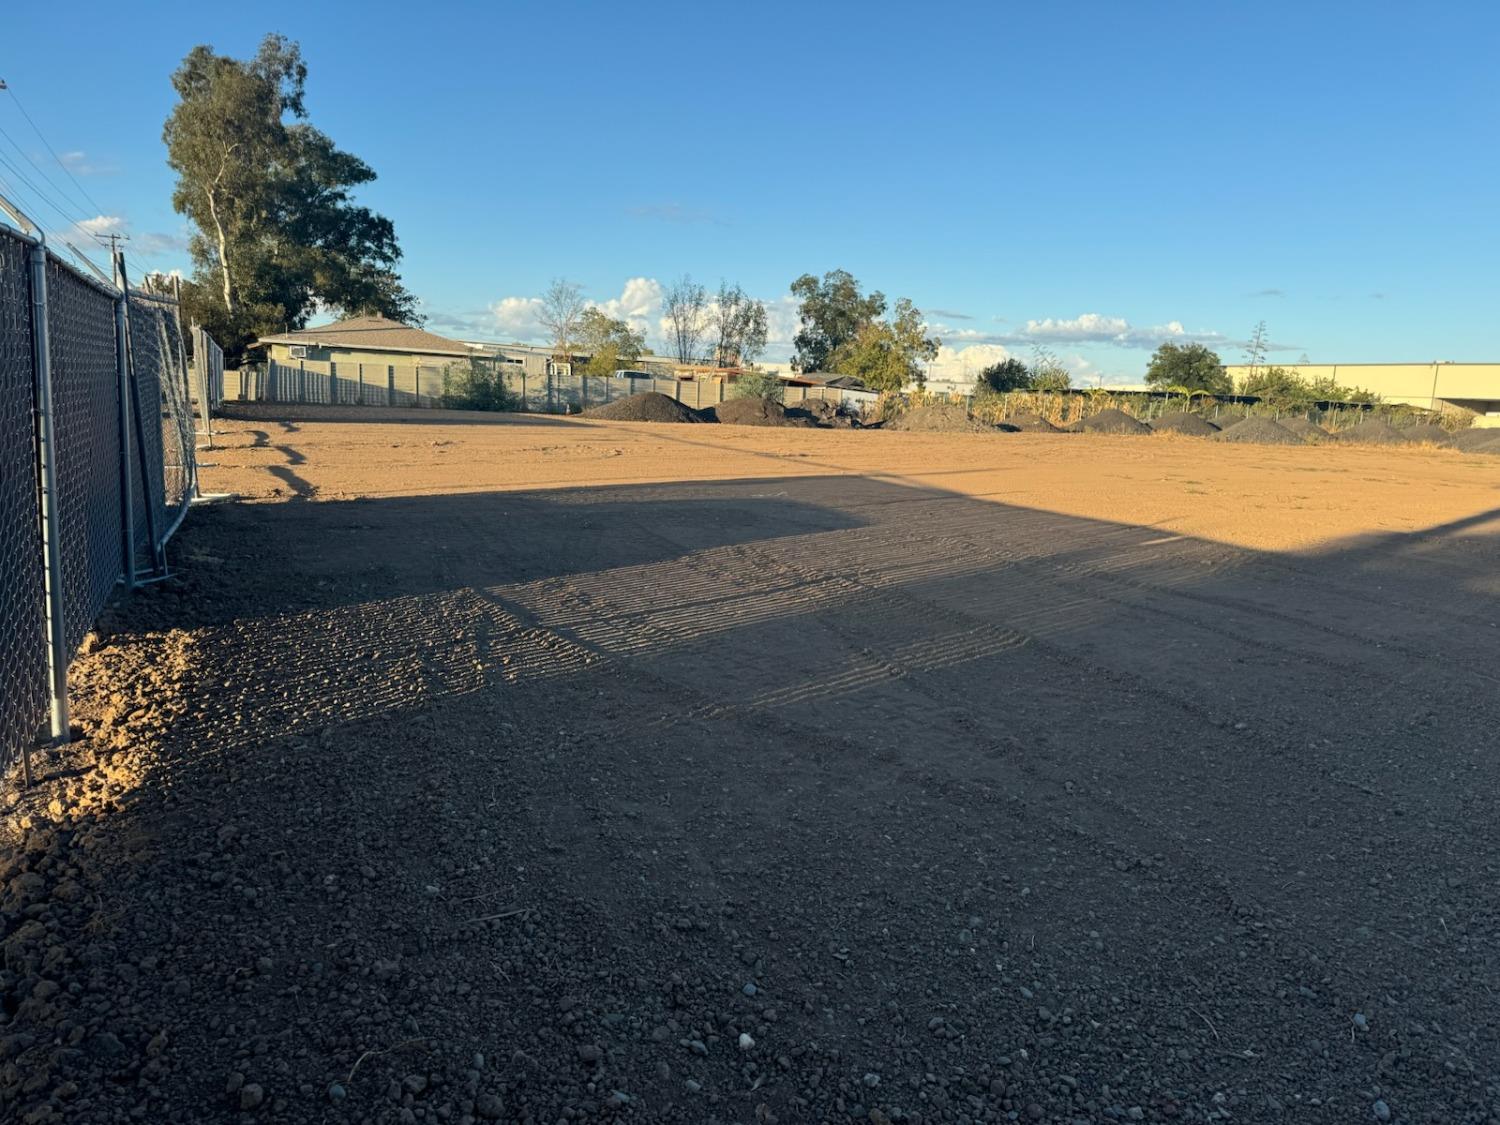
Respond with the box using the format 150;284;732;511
441;359;513;411
731;369;785;403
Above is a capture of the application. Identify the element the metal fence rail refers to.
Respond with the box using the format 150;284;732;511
0;198;208;785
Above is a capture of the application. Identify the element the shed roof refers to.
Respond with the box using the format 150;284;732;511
255;316;473;357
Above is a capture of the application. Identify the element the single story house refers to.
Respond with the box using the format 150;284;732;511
254;316;478;370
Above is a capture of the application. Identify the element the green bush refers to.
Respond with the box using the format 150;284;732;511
441;359;513;411
731;369;785;402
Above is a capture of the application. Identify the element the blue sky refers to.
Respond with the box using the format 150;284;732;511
3;1;1496;383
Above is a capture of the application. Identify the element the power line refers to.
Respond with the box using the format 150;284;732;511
4;86;108;218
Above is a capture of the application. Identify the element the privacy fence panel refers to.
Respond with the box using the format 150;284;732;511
0;229;48;778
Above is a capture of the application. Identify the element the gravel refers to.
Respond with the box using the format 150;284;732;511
1330;418;1414;445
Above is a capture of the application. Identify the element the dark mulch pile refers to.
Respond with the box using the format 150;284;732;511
1004;413;1063;433
584;392;704;423
1075;409;1151;435
1330;419;1413;445
1149;412;1219;436
705;397;816;427
1399;423;1454;446
1278;418;1329;441
886;404;994;433
784;399;861;428
1453;428;1500;453
1210;416;1305;445
1212;415;1245;432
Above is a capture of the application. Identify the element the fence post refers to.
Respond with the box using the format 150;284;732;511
357;362;364;405
27;243;70;759
113;262;135;594
330;361;338;405
521;371;527;411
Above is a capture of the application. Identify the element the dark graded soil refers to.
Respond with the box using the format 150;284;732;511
1211;414;1245;432
5;420;1500;1125
705;397;817;428
1148;412;1220;436
1330;418;1412;445
583;391;704;423
1277;418;1329;442
1073;408;1151;435
1211;416;1306;445
1002;413;1063;433
886;403;994;433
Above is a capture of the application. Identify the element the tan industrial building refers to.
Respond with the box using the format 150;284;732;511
1222;362;1500;421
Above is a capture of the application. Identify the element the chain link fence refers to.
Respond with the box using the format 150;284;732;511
0;210;209;784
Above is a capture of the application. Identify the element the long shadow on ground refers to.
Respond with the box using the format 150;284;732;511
4;475;1499;1124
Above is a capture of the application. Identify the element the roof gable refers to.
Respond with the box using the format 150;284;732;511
254;316;472;357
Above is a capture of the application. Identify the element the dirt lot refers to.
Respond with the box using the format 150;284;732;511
4;405;1500;1124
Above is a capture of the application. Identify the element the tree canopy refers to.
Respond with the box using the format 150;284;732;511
165;35;417;359
578;307;646;376
790;270;938;391
1143;342;1230;394
975;357;1033;395
789;269;887;373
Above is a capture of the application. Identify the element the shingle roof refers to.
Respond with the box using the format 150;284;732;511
254;316;473;357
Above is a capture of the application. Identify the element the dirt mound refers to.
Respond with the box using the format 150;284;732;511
1149;411;1219;436
1399;422;1454;445
707;396;816;427
1453;428;1500;453
1076;408;1151;435
584;391;704;423
1210;416;1305;445
1278;417;1329;441
1330;418;1412;445
786;398;860;428
1213;415;1245;432
1004;412;1063;432
886;404;993;433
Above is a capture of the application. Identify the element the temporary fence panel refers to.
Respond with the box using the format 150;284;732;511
48;260;125;653
0;201;211;783
0;227;49;780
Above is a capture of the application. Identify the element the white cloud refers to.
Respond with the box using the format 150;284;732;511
59;151;115;176
593;277;664;341
489;295;546;340
925;343;1015;385
1021;313;1131;342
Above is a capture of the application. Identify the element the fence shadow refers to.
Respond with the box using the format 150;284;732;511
10;473;1500;1120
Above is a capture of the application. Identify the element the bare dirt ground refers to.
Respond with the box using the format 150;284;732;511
4;405;1500;1125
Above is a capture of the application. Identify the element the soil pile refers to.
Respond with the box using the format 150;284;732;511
707;397;816;427
1400;422;1454;445
1211;416;1305;445
584;391;704;423
1076;408;1151;435
1453;428;1500;453
1331;418;1412;445
786;398;860;428
1278;418;1328;441
1005;412;1063;432
886;404;994;433
1213;415;1245;432
1150;412;1219;436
